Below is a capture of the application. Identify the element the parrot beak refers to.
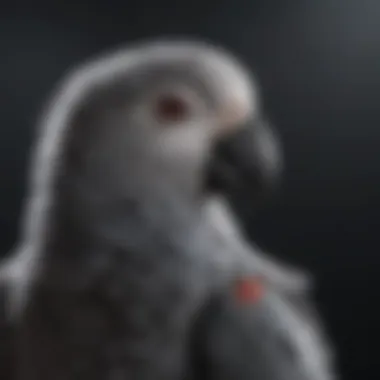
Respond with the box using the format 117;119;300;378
205;118;283;204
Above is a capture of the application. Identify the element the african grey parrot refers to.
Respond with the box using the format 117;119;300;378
0;39;336;380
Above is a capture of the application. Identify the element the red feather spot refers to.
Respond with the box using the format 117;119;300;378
235;277;265;304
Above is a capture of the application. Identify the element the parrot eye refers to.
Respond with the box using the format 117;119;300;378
153;92;191;125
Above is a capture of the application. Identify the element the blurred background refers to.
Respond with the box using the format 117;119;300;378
1;0;379;379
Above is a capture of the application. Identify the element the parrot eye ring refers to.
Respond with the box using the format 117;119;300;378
153;92;190;124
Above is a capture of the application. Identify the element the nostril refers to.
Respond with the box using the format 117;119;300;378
219;102;249;131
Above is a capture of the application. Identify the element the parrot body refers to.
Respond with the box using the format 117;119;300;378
0;40;258;380
0;39;337;380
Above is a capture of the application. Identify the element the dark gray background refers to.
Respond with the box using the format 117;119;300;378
1;1;378;379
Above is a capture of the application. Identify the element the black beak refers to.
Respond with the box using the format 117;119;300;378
205;118;283;205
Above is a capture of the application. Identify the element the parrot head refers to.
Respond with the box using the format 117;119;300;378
35;40;271;204
24;39;282;245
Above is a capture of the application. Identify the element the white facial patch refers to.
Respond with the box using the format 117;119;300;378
156;121;211;168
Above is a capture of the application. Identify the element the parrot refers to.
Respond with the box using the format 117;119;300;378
0;39;336;380
0;38;270;380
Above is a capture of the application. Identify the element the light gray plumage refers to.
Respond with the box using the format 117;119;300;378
0;39;336;380
0;39;261;380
